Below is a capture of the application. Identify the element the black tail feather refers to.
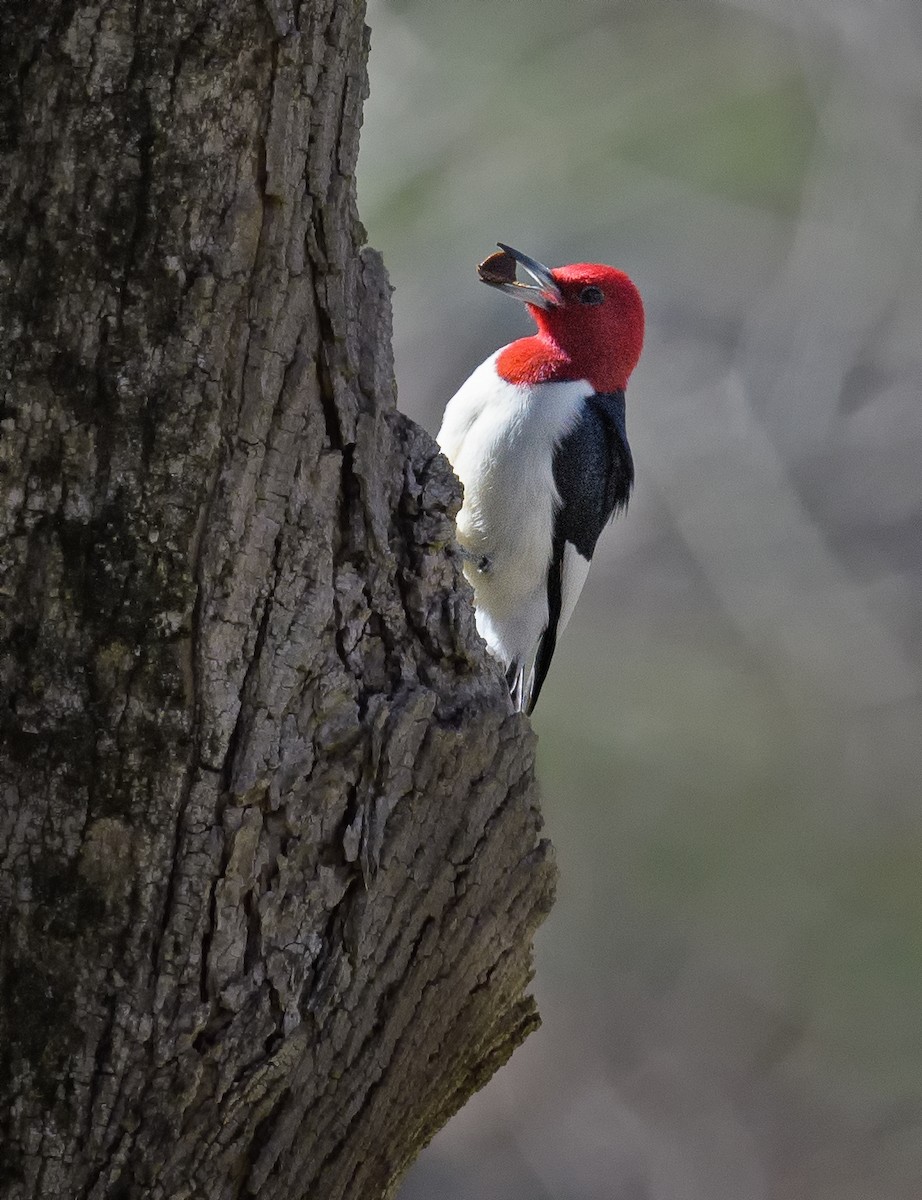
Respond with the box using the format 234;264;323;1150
525;538;563;715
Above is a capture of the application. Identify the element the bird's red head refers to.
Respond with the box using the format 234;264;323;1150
479;245;645;394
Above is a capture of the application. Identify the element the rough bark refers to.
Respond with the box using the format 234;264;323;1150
0;3;554;1197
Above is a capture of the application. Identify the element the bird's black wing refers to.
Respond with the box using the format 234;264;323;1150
526;390;633;715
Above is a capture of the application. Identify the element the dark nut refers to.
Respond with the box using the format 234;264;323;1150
477;249;517;285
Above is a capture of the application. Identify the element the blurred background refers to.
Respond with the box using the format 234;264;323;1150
357;1;922;1196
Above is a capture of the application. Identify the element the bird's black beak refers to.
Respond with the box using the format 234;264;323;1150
478;243;563;310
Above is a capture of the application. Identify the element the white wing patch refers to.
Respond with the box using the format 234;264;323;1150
559;541;591;638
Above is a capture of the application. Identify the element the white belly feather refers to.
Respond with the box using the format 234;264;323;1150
437;351;592;672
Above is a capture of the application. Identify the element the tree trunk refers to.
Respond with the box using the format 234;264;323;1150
0;3;554;1196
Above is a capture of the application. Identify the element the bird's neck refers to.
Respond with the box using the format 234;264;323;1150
496;332;626;394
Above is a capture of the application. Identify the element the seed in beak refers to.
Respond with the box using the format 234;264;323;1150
477;248;518;286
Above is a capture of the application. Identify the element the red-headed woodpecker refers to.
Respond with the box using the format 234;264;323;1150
438;244;644;714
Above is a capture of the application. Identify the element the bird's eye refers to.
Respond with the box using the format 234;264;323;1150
579;285;604;306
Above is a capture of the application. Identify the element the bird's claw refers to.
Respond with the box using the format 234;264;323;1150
460;546;492;575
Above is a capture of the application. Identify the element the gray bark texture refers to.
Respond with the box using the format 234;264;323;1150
0;2;555;1196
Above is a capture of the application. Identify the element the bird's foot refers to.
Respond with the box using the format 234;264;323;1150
460;546;492;575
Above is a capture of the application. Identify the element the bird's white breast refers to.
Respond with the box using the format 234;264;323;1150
437;351;591;657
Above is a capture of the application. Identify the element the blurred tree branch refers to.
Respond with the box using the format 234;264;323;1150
0;2;554;1196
